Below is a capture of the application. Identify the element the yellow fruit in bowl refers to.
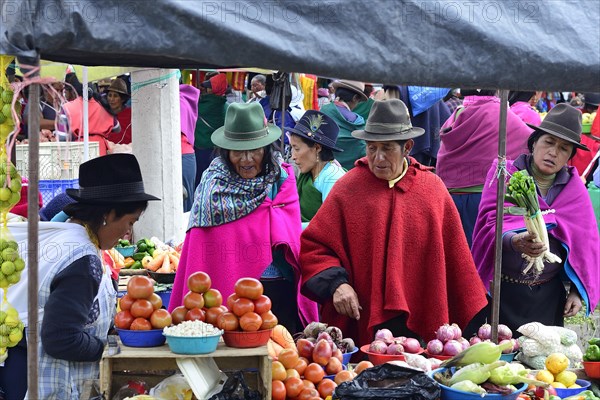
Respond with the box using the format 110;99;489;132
555;370;577;387
545;353;569;375
568;383;581;389
535;369;554;384
550;381;566;388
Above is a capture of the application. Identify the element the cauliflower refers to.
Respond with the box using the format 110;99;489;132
517;322;560;347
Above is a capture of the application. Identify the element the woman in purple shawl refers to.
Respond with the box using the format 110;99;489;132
469;103;599;334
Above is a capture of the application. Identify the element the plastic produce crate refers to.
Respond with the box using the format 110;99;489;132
16;142;100;180
39;179;79;205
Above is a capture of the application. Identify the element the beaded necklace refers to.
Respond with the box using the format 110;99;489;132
531;162;556;190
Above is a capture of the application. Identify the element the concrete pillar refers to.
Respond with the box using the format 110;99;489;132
131;68;185;243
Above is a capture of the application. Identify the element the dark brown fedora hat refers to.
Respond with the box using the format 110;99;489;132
527;103;589;151
352;99;424;141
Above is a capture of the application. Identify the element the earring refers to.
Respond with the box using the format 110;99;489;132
102;219;107;226
316;153;320;163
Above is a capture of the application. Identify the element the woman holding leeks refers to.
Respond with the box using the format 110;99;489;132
469;103;599;334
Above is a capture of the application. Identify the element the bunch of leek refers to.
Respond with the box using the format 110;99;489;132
505;170;562;274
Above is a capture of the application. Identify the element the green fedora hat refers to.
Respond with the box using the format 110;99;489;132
211;102;282;151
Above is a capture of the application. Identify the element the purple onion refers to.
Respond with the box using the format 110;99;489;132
478;323;491;340
394;336;407;345
403;338;421;354
498;324;513;341
443;340;463;356
435;324;455;343
374;329;395;345
457;337;470;351
369;340;388;354
427;339;444;355
451;323;462;340
499;339;514;354
386;342;404;355
469;336;482;346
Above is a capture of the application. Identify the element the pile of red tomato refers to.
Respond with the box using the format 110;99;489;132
271;344;373;400
170;271;228;325
114;276;172;330
216;277;278;332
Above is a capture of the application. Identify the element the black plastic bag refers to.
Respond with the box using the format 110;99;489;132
270;71;291;111
333;364;440;400
208;371;261;400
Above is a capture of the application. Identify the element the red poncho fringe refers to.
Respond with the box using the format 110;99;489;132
300;157;487;345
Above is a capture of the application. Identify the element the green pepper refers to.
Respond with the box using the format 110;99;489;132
583;344;600;361
588;337;600;346
130;261;142;269
144;238;155;248
132;252;149;261
137;242;147;252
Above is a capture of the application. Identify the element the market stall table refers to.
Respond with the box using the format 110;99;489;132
100;338;272;399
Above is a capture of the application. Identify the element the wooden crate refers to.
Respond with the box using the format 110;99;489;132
100;340;271;399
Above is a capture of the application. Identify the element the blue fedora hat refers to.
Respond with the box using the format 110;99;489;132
287;110;343;152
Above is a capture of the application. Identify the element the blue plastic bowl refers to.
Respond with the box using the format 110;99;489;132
117;328;166;347
116;245;136;257
164;333;222;355
499;352;516;362
554;379;591;398
324;364;347;380
342;347;358;365
430;368;527;400
156;290;172;309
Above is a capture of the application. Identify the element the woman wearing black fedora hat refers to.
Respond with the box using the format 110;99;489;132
0;154;159;399
169;102;318;334
300;99;487;347
287;110;345;227
471;103;600;336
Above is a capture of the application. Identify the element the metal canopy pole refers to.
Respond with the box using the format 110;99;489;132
24;61;41;400
490;89;509;343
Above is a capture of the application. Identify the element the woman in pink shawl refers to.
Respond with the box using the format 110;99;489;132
469;103;599;335
169;102;318;333
509;91;542;126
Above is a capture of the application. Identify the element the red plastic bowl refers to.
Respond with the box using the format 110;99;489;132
423;350;453;361
583;361;600;379
223;329;272;348
360;344;424;365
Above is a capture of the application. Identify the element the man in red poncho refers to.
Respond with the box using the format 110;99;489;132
300;99;488;346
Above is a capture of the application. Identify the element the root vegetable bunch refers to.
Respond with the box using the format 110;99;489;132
505;170;561;275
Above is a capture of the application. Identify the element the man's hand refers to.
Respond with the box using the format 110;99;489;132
511;232;546;257
564;291;582;317
333;283;362;320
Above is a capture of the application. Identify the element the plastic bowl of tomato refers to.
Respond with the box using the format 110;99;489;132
117;328;166;347
223;329;272;348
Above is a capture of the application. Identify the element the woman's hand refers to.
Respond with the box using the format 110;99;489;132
333;283;362;320
511;232;546;257
564;291;582;317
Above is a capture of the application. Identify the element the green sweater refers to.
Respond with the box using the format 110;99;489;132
194;94;229;149
320;103;366;170
353;98;375;121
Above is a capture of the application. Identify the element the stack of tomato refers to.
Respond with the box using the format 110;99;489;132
216;278;278;332
271;343;374;400
115;276;172;330
170;272;228;326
